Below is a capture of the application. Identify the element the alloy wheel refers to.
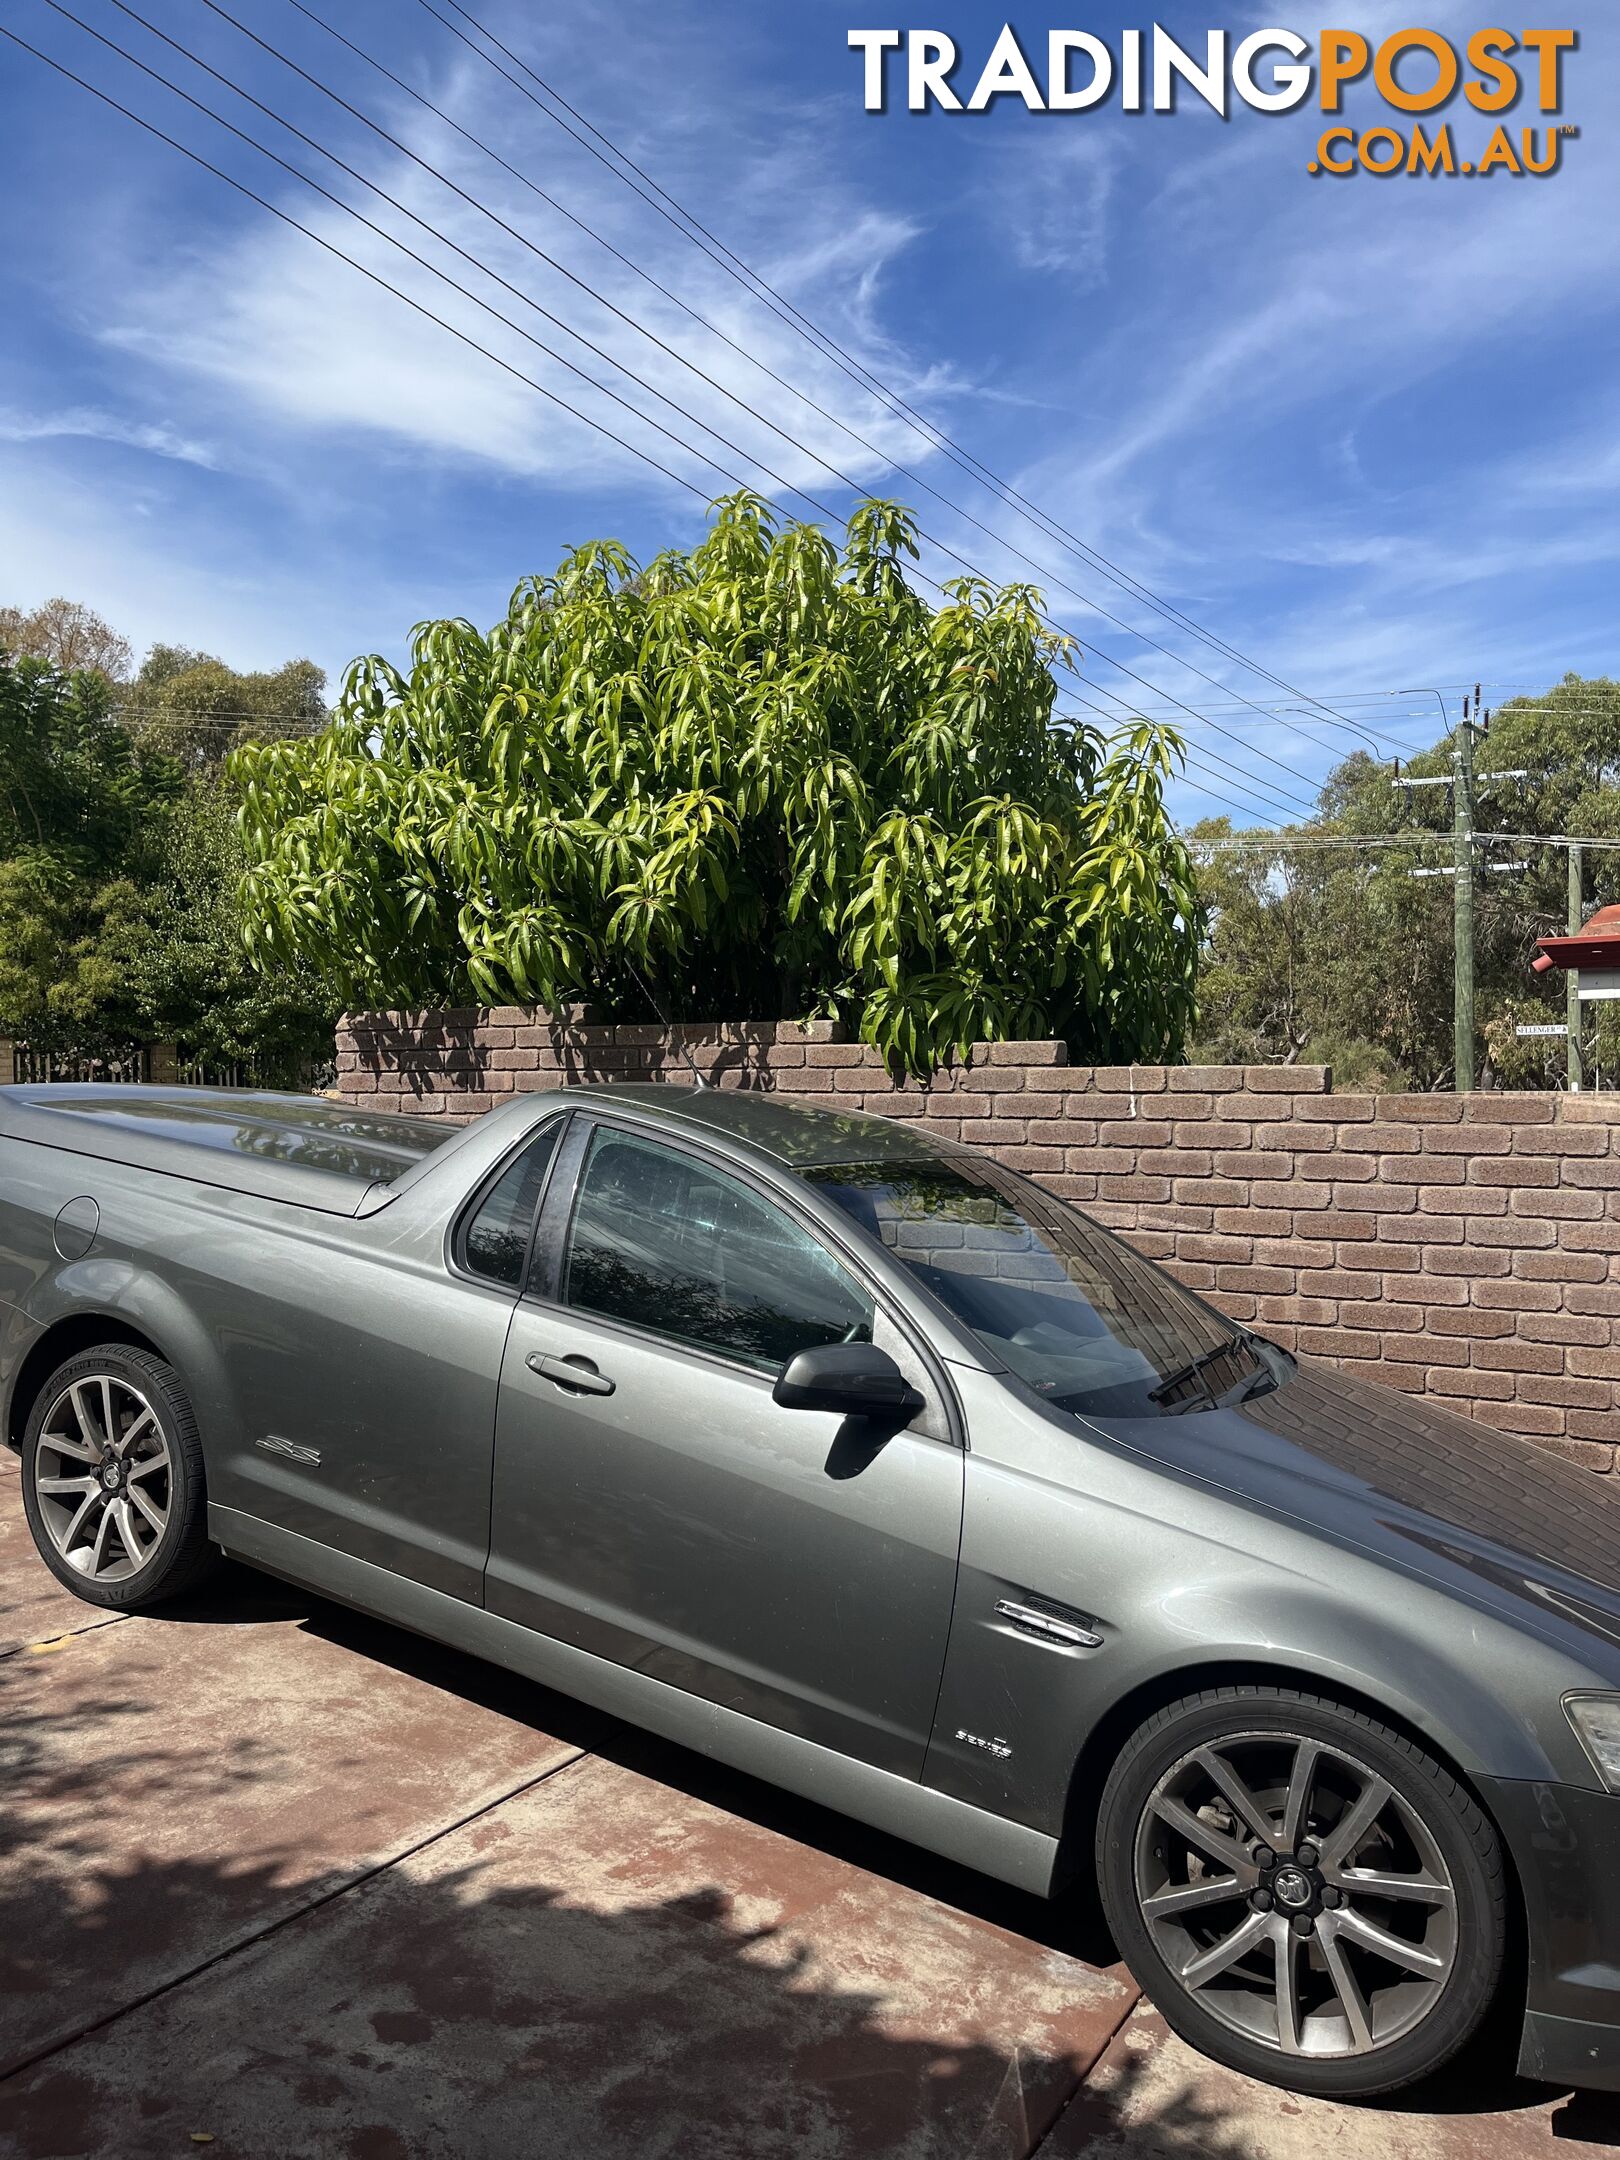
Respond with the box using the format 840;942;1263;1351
33;1374;172;1584
1134;1729;1458;2061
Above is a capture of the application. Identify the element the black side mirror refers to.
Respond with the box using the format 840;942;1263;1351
773;1341;926;1424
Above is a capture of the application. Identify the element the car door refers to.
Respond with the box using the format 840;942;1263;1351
485;1113;964;1778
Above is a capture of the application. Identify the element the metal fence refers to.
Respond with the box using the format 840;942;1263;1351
3;1043;321;1091
10;1044;153;1085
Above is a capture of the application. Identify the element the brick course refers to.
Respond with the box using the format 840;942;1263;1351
335;1011;1620;1472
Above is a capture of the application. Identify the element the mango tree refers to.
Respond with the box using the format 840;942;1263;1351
234;494;1197;1075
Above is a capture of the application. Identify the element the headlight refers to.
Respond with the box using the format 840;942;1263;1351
1565;1695;1620;1791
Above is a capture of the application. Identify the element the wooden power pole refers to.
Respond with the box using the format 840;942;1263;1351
1453;714;1477;1092
1399;684;1529;1094
1569;842;1585;1092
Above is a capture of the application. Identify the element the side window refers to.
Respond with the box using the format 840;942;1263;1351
562;1127;874;1373
460;1120;563;1287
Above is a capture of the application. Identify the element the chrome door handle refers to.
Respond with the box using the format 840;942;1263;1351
529;1353;615;1397
994;1598;1102;1648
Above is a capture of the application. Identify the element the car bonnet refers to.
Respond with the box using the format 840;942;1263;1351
1082;1357;1620;1660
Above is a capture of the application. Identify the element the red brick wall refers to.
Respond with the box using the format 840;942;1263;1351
336;1009;1620;1471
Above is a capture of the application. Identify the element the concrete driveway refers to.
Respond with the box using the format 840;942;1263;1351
3;1452;1619;2160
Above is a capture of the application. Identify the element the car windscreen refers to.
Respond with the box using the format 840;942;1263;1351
804;1157;1278;1419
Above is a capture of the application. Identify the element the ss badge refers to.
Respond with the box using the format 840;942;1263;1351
956;1728;1013;1760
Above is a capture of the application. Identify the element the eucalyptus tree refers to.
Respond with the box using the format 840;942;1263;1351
1191;677;1620;1088
235;494;1197;1075
0;597;131;683
123;647;328;767
0;647;333;1074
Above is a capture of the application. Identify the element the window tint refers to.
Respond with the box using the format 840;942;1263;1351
461;1121;562;1286
807;1158;1276;1419
563;1127;873;1373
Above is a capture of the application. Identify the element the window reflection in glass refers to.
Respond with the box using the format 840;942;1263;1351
807;1158;1268;1419
463;1122;562;1287
564;1129;873;1372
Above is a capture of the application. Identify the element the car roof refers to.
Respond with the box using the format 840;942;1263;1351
565;1084;949;1170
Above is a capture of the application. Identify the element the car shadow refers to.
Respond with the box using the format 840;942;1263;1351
142;1565;1620;2143
149;1560;1112;1959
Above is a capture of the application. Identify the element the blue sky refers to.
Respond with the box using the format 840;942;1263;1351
0;0;1615;827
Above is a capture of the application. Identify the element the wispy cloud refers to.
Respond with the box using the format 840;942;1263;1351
0;404;217;468
1000;133;1124;282
0;0;1613;831
91;43;948;516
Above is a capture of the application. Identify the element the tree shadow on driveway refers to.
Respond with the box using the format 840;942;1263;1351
6;1564;1620;2158
0;1768;1125;2159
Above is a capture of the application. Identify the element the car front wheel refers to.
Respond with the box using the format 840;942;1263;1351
1097;1685;1508;2098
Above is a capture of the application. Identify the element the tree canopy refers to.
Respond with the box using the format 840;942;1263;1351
235;493;1198;1074
0;597;132;683
122;644;327;767
0;631;335;1078
1192;675;1620;1088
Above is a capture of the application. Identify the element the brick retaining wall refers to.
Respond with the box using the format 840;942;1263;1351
336;1009;1620;1470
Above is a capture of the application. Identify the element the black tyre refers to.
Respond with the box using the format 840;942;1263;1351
1096;1685;1507;2099
20;1343;218;1610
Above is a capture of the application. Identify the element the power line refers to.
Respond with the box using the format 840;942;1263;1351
0;26;1291;846
1058;690;1315;826
47;5;1038;698
49;3;1337;804
38;0;895;557
1173;764;1301;829
1101;694;1415;761
411;0;1399;759
289;0;1357;740
1191;831;1620;853
1058;698;1293;832
173;0;1340;799
1078;691;1436;732
16;14;1564;837
53;2;852;517
89;718;321;739
0;27;728;509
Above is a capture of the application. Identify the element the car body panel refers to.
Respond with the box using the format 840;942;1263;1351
485;1099;966;1775
211;1499;1058;1896
0;1083;454;1214
490;1298;964;1776
0;1148;509;1599
920;1365;1603;1839
1100;1359;1620;1668
1484;1777;1620;2060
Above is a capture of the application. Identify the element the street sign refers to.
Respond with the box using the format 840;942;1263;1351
1516;1024;1568;1038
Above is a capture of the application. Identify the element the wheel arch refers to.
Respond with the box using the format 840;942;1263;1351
7;1313;173;1452
1055;1656;1521;1912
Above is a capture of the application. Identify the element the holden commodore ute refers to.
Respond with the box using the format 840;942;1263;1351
3;1081;1619;2100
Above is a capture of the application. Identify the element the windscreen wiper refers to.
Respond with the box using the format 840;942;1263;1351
1149;1332;1257;1414
1219;1354;1281;1408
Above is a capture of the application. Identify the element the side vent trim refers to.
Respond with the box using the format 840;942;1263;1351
994;1596;1103;1649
